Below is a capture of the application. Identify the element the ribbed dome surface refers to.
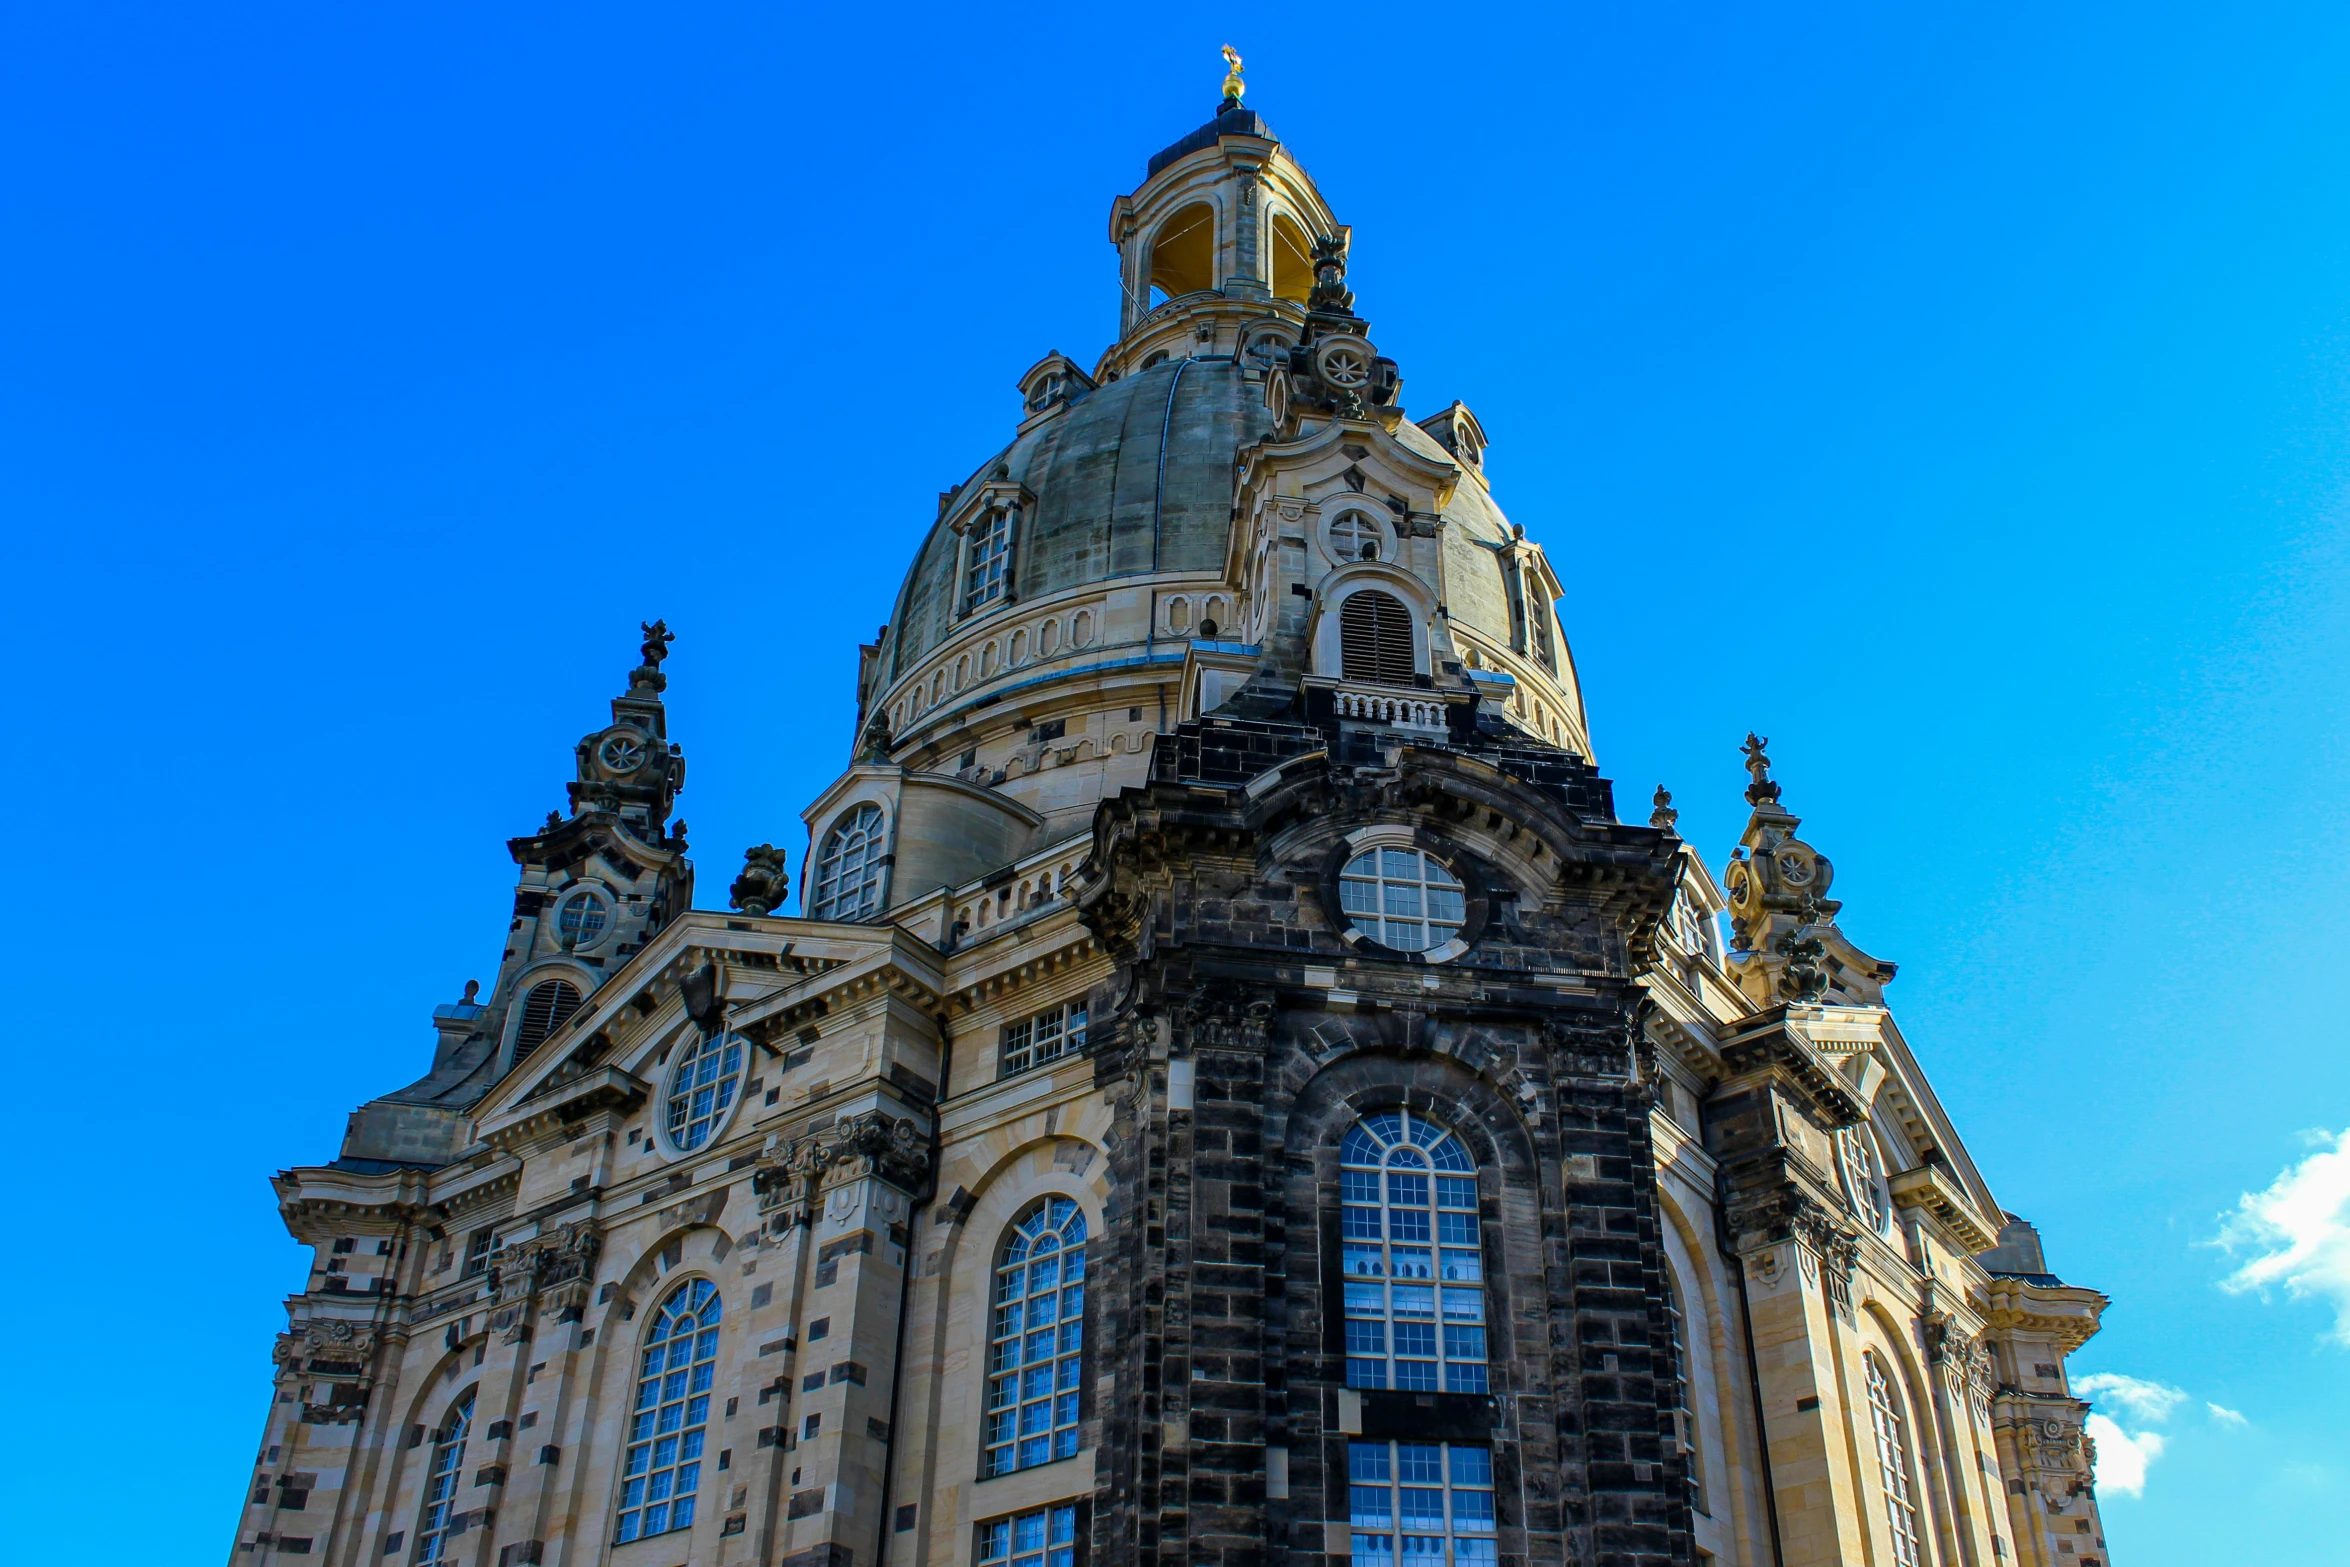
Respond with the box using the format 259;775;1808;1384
881;357;1530;687
886;357;1272;683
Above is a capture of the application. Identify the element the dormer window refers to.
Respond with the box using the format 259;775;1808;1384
963;507;1012;615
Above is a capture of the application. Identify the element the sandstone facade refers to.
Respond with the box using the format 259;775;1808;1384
236;81;2114;1567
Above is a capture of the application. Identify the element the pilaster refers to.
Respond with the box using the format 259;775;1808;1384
1705;1010;1870;1567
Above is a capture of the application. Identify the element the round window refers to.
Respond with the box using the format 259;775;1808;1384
665;1032;745;1152
556;891;609;949
1338;846;1466;953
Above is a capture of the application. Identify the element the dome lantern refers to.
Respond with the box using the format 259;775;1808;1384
1103;71;1339;375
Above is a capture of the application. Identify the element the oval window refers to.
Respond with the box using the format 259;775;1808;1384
1338;847;1466;953
665;1032;745;1152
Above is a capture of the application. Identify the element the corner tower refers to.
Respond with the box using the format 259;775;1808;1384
337;623;693;1166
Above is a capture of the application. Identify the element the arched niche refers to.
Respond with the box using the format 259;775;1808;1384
1147;201;1217;306
1270;209;1314;304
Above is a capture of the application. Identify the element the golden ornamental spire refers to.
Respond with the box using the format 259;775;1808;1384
1220;45;1245;104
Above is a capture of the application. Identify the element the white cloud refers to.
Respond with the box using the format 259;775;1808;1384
2207;1403;2248;1427
2074;1372;2188;1424
2086;1413;2166;1498
2216;1127;2350;1345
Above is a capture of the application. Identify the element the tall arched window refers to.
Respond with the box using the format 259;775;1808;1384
512;978;583;1059
617;1278;721;1543
413;1392;473;1567
811;804;887;920
1864;1353;1924;1567
1340;590;1416;685
1665;1270;1708;1516
1340;1111;1487;1393
985;1197;1087;1477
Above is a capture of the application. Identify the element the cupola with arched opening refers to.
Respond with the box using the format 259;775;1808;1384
1103;101;1341;374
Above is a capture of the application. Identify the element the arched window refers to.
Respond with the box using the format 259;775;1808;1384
617;1279;721;1544
1340;590;1416;685
413;1391;473;1567
985;1197;1087;1477
665;1032;744;1152
1864;1353;1924;1567
1340;1111;1486;1393
811;804;887;920
512;978;584;1059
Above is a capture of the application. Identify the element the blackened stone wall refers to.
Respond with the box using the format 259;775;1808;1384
1079;722;1695;1567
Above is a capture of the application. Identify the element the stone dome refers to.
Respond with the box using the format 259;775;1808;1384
879;357;1534;688
881;355;1271;685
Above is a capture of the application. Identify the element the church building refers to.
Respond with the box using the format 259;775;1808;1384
238;67;2117;1567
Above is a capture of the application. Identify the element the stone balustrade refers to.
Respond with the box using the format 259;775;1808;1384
1333;686;1449;731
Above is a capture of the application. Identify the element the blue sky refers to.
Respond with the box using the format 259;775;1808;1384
6;3;2348;1560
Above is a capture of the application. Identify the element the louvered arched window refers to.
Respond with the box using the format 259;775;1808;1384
413;1391;474;1567
811;804;887;921
985;1197;1087;1477
616;1279;721;1543
1340;590;1416;685
1864;1353;1924;1567
511;979;583;1060
1340;1111;1487;1393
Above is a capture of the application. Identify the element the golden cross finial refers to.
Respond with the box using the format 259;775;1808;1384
1221;45;1245;103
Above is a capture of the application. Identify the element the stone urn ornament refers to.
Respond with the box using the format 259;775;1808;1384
730;844;790;917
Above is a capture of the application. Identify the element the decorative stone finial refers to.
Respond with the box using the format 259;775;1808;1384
1649;785;1678;830
1220;44;1244;108
544;809;563;833
461;979;480;1006
630;619;675;696
1308;232;1355;316
858;711;894;765
1741;732;1782;807
730;845;791;917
